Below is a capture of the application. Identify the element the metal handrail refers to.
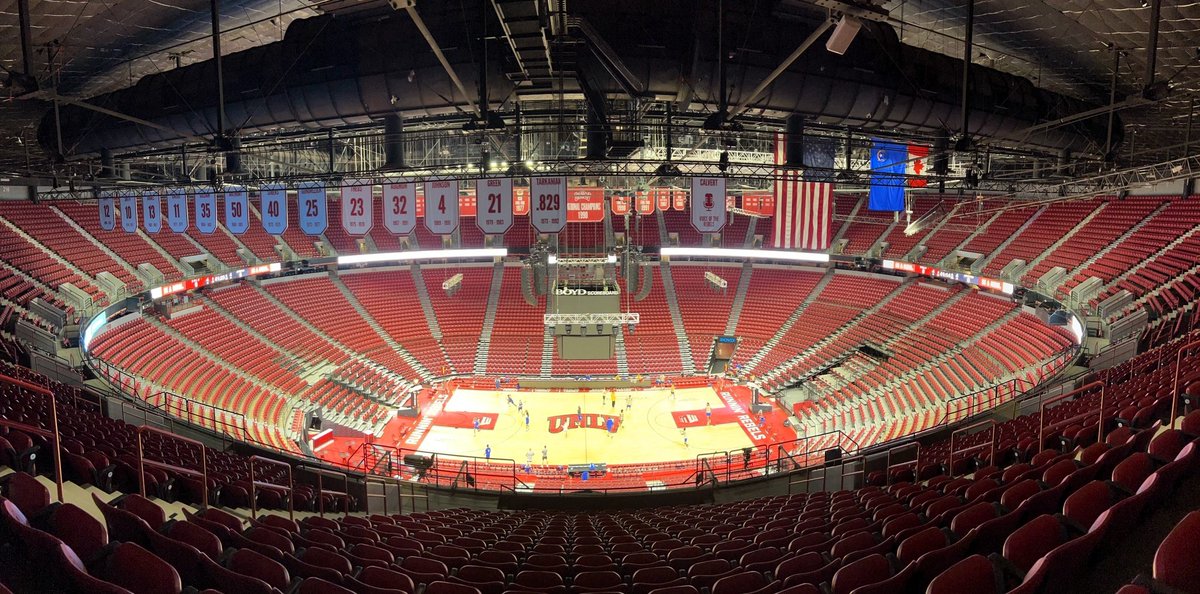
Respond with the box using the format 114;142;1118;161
137;425;209;508
950;419;997;477
364;475;390;516
1038;380;1106;448
885;442;920;483
296;465;350;517
1170;337;1200;424
0;373;64;502
249;455;293;521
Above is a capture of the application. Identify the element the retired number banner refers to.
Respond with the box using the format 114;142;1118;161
98;193;116;231
194;189;217;234
477;177;513;234
340;181;373;236
143;191;163;234
424;180;459;234
530;176;567;232
383;183;416;234
260;184;288;235
166;188;189;233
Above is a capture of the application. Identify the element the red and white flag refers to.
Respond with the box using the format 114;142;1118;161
773;133;834;251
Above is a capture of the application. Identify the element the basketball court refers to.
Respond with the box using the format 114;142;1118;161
317;379;796;477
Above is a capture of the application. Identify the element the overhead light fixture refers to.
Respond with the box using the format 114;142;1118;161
338;248;507;266
825;15;862;55
661;247;830;263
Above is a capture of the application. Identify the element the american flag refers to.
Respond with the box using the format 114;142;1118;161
774;132;834;251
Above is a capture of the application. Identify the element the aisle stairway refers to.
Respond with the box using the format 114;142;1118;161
540;326;554;378
409;265;444;341
474;263;505;374
758;279;911;385
614;329;630;377
657;263;695;374
1057;201;1170;293
330;275;433;378
743;269;836;372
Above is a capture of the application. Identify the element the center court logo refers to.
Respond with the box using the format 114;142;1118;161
547;413;622;434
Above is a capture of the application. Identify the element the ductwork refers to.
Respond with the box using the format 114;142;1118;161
39;2;1121;158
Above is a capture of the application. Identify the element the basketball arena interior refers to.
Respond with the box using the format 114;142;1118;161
1;0;1200;593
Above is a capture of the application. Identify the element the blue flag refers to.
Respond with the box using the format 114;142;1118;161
869;140;906;211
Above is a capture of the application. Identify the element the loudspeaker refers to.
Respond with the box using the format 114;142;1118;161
785;115;805;167
824;448;843;467
1182;178;1195;200
825;16;862;55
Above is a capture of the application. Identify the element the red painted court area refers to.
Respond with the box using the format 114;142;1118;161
314;379;796;490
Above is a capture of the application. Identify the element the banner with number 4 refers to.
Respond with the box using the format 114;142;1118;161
424;180;459;234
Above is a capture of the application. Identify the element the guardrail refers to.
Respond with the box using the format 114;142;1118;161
137;425;208;508
1170;337;1200;423
296;465;350;517
949;419;997;477
0;374;64;502
1038;380;1106;448
249;455;293;521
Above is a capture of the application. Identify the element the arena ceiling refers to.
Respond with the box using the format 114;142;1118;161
0;0;1197;187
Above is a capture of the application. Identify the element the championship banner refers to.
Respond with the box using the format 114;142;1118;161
459;192;478;217
568;187;605;222
635;191;655;215
260;184;288;234
143;191;163;233
382;183;416;234
513;187;530;215
98;194;116;231
690;177;728;233
298;182;328;235
612;194;631;216
166;188;189;233
655;189;671;212
194;189;216;234
742;193;775;216
477;177;513;234
530;176;567;232
673;190;687;211
416;192;425;218
340;181;373;236
726;194;736;210
224;187;249;234
424;179;459;234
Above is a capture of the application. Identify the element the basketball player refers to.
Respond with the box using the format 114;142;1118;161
542;445;549;463
705;403;713;425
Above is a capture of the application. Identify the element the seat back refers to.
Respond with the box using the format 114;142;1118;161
1153;510;1200;592
927;555;1001;594
830;553;890;594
